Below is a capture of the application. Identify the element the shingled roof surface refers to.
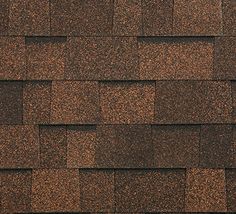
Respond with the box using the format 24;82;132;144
0;0;236;213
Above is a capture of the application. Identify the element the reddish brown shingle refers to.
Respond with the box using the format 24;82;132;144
139;37;214;80
101;81;155;124
223;0;236;36
39;125;67;168
214;37;236;80
200;125;233;168
51;0;113;36
31;169;80;212
51;81;100;124
9;0;50;35
23;81;51;124
232;81;236;122
67;125;96;168
80;170;114;212
0;81;23;124
142;0;173;36
155;81;232;124
26;37;66;80
113;0;142;36
66;37;139;80
0;125;39;168
173;0;222;35
96;125;153;168
1;170;32;213
0;37;26;80
115;169;185;212
185;168;227;212
226;169;236;211
152;125;200;168
0;0;9;35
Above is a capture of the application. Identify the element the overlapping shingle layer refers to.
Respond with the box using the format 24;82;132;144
0;0;236;213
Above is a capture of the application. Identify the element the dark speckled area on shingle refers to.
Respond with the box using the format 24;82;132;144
0;0;9;35
173;0;222;36
223;0;236;36
142;0;173;36
51;0;113;36
200;125;234;168
155;81;232;124
0;81;23;124
115;169;185;212
39;125;67;168
80;169;114;212
66;37;139;80
1;170;32;213
96;125;153;168
214;37;236;80
225;169;236;212
152;125;200;168
232;81;236;122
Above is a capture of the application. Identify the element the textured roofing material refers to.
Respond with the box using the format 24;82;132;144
0;0;236;213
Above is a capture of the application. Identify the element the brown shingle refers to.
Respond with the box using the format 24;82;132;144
113;0;142;36
9;0;50;35
233;126;236;167
80;170;114;212
1;170;31;213
96;125;153;168
223;0;236;35
115;169;185;212
51;81;99;124
200;125;233;168
67;125;96;168
0;0;9;35
232;81;236;122
31;169;80;212
26;37;66;80
40;125;67;168
23;81;51;124
214;37;236;80
0;125;39;168
0;81;23;124
226;169;236;211
185;168;227;212
101;81;155;124
152;125;200;168
0;37;25;80
142;0;173;36
51;0;113;36
155;81;232;124
173;0;222;35
139;37;214;80
66;37;139;80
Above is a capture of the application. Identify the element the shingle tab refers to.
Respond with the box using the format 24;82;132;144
101;81;155;124
139;37;214;80
1;170;32;213
0;0;9;35
80;170;114;212
152;125;200;168
115;169;185;212
51;81;100;124
0;125;39;168
31;169;80;212
226;169;236;211
173;0;222;35
185;168;227;212
223;0;236;36
0;81;23;124
155;81;232;124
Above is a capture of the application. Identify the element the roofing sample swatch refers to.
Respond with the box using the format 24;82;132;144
0;0;236;213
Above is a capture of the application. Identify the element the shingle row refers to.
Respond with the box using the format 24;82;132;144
1;124;236;168
1;0;236;36
1;168;236;213
1;36;236;80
